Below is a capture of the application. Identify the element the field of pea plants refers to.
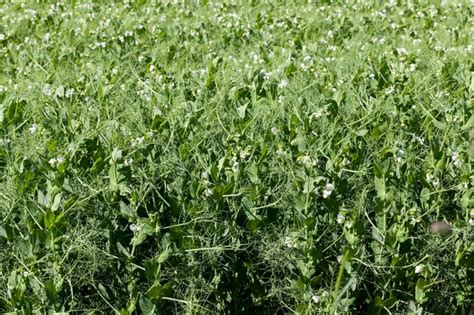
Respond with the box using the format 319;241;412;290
0;1;473;314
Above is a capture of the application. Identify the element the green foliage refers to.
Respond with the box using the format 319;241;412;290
0;0;473;313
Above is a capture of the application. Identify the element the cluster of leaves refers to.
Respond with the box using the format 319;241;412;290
0;0;473;313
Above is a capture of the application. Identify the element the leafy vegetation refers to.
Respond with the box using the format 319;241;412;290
0;1;473;314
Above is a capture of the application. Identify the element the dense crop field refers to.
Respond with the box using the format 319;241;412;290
1;1;473;314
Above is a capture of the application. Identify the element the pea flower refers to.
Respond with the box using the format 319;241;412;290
29;124;38;134
415;264;424;274
396;149;404;162
49;156;65;168
323;183;334;198
336;213;345;224
278;79;288;89
451;151;462;168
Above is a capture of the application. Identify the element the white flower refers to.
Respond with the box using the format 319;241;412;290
276;147;287;157
29;124;38;134
65;88;74;98
415;264;424;274
284;236;296;248
205;188;213;197
271;127;279;135
42;84;53;96
345;220;353;229
278;79;288;89
396;47;407;55
323;183;335;199
49;156;65;167
409;63;416;72
343;157;351;165
412;135;425;145
0;34;5;41
311;295;320;303
311;110;323;119
298;155;312;165
337;213;345;224
416;11;425;18
131;136;145;147
451;151;462;168
396;149;404;162
325;183;334;192
426;173;433;182
239;147;251;160
232;161;240;173
124;158;133;166
385;86;395;95
130;223;142;232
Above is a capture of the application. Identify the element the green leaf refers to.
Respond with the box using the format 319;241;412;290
374;176;386;200
246;162;259;183
147;282;171;300
420;187;430;203
98;284;110;299
29;277;42;296
109;164;124;190
242;196;254;210
432;118;444;130
294;193;306;212
45;280;58;303
139;297;156;315
157;247;171;264
111;147;122;162
38;190;49;208
44;210;55;229
64;195;79;211
237;104;247;119
7;271;16;292
55;85;65;98
51;193;62;212
131;227;153;247
415;279;428;303
343;228;355;245
461;115;474;131
117;242;131;258
0;226;7;239
120;201;134;219
246;219;261;231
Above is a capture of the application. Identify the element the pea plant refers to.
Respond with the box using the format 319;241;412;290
0;1;472;314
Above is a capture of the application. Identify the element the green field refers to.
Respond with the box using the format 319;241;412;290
0;1;473;313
